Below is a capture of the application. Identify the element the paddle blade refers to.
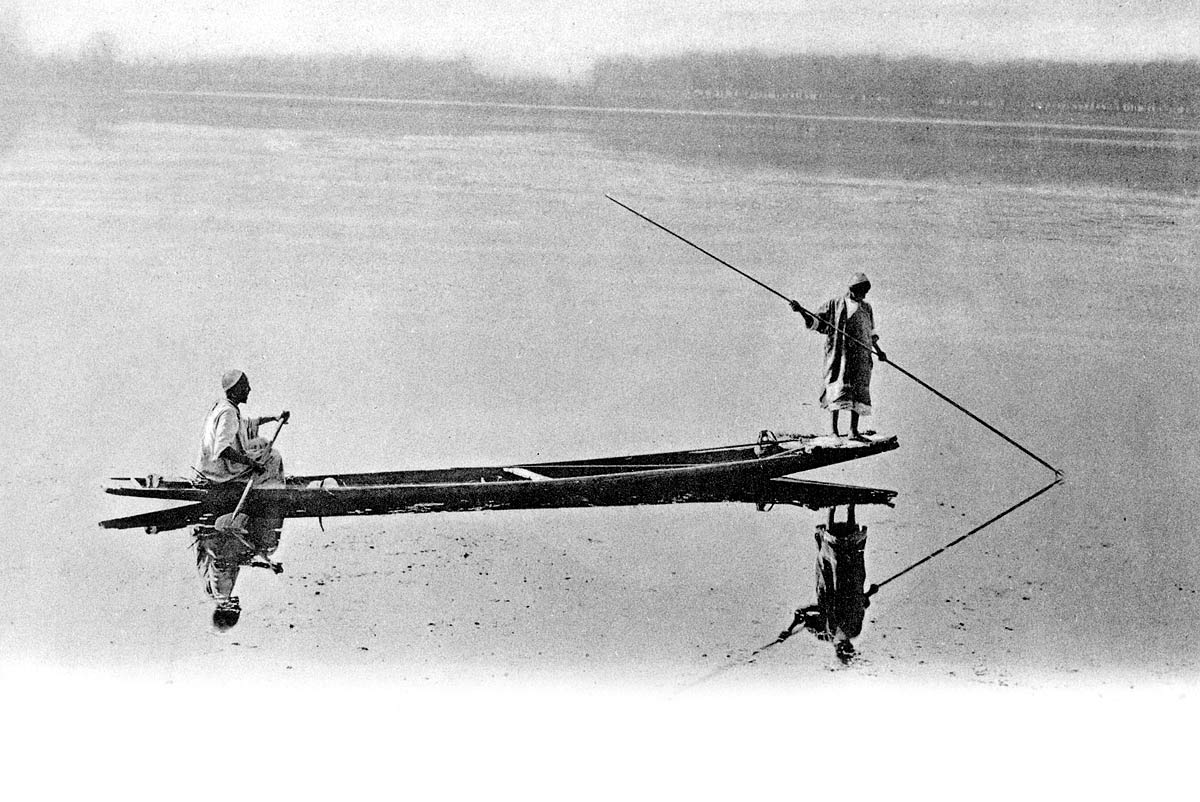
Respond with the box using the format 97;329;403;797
213;511;251;535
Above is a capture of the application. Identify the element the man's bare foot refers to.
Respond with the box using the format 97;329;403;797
849;431;870;442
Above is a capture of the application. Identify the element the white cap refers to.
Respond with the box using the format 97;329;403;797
221;369;246;392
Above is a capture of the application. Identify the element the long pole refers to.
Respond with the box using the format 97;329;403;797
607;194;793;304
606;194;1062;477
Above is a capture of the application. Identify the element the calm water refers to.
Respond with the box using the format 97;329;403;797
1;90;1198;684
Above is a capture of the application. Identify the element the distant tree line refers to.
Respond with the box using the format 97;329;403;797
119;51;1200;123
2;31;122;92
122;55;492;99
119;54;572;105
589;52;1200;119
8;42;1199;125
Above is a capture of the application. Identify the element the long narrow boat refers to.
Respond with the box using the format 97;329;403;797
101;433;898;531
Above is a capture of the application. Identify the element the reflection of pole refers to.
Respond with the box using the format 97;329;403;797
866;476;1063;598
677;480;1063;694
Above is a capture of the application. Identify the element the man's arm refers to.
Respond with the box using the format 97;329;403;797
218;445;265;473
233;411;289;471
872;334;887;362
250;410;291;426
793;299;836;333
789;299;815;327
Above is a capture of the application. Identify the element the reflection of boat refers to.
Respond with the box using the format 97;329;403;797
101;434;898;532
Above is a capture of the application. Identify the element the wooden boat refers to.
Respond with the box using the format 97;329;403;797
101;433;898;532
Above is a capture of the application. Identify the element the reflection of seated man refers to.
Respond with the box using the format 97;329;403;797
195;369;289;630
795;505;869;661
194;523;284;631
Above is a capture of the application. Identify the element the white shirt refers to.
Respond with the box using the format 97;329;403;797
197;398;255;482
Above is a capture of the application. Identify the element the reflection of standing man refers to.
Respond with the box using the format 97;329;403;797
791;273;887;441
798;505;869;661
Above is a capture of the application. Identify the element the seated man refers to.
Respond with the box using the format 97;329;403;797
197;369;287;488
195;369;289;629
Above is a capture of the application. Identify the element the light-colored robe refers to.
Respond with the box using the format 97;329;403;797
805;294;877;415
197;398;284;486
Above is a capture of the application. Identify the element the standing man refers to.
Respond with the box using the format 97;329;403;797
791;273;887;441
195;369;289;630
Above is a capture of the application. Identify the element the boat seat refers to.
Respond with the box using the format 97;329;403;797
504;467;550;481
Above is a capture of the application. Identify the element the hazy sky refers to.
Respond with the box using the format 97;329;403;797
6;1;1199;77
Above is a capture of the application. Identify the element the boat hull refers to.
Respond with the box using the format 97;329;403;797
101;434;898;530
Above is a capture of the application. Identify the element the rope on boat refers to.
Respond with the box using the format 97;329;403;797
606;195;1062;477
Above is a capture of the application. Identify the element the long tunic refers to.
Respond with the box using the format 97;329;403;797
197;398;284;485
805;294;876;415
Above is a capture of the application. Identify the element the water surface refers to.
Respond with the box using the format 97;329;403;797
2;90;1197;686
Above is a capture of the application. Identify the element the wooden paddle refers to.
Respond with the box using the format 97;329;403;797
214;415;287;535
